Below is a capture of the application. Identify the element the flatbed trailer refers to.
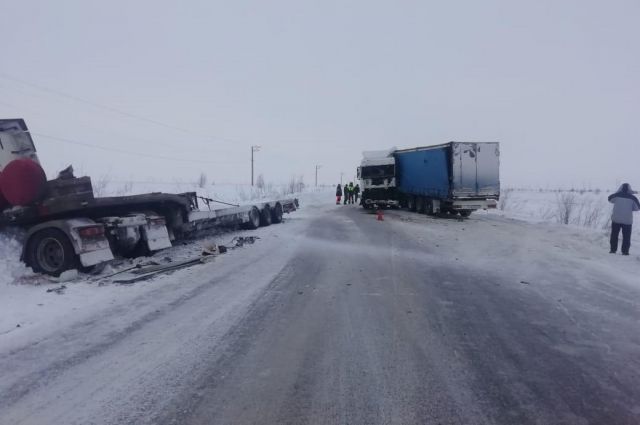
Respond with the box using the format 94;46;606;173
0;188;299;276
0;118;299;276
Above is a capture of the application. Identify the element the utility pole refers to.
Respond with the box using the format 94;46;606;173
340;172;344;186
251;145;261;186
315;165;322;187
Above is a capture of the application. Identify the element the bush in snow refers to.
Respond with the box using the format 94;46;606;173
554;192;577;225
93;173;112;197
113;180;134;196
577;199;604;228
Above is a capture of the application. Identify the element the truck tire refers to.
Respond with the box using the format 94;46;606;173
407;196;416;212
459;210;472;218
416;196;426;214
271;202;284;223
245;206;261;229
26;228;78;276
260;205;272;226
426;199;435;216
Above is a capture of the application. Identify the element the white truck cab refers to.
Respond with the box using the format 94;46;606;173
357;148;399;208
0;119;40;168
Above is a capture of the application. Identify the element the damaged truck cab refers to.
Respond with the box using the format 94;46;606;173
0;119;299;276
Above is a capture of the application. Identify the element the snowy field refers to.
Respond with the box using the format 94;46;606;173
496;188;640;249
1;187;639;353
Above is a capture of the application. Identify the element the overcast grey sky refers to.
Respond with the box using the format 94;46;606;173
1;0;638;188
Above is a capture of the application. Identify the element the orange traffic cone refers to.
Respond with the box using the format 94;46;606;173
376;209;384;221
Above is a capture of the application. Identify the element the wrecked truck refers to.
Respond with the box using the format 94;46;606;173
0;119;298;276
358;142;500;216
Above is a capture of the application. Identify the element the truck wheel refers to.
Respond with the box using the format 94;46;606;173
245;206;261;229
271;202;284;223
260;205;272;226
459;210;472;218
26;228;78;276
416;196;426;214
407;196;416;212
426;199;434;216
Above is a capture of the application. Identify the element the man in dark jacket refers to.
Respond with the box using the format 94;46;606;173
608;183;639;255
343;184;350;205
354;184;361;204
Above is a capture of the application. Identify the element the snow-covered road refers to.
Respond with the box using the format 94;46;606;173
1;194;640;424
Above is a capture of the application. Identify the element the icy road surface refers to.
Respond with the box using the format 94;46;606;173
1;196;640;424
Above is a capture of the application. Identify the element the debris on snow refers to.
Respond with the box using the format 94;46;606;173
55;270;79;283
46;285;67;294
228;236;260;248
202;243;221;256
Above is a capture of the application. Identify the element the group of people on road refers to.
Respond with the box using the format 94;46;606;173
608;183;639;256
336;183;360;205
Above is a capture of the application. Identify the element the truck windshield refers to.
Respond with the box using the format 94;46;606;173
361;165;395;179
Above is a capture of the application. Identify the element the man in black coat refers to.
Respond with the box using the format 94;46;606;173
608;183;640;255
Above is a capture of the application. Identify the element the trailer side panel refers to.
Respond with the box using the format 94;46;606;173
394;146;450;198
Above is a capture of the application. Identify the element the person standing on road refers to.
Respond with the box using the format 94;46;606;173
608;183;639;255
348;182;355;204
354;184;361;204
343;183;350;205
336;184;342;205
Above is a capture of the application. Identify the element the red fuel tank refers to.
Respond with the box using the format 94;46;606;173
0;158;47;206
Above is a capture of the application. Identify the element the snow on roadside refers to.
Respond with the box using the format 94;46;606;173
0;233;28;285
387;207;640;300
496;189;640;249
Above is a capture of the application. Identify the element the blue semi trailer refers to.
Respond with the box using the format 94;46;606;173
358;142;500;216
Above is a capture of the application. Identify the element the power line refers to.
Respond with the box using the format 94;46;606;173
0;94;240;156
0;72;248;144
32;132;243;165
0;74;350;150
